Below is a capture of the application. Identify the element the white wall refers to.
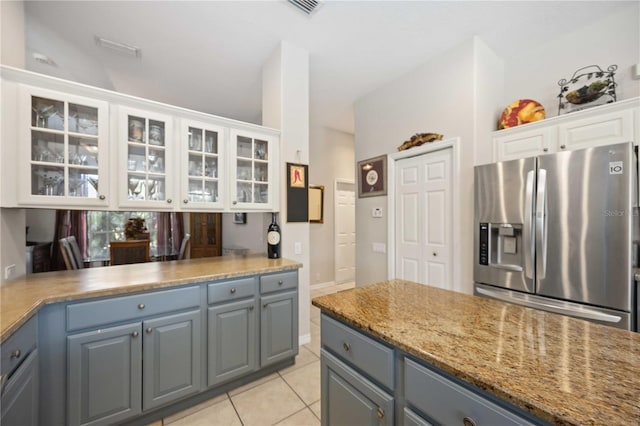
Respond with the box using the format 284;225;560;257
354;39;476;291
221;212;269;254
262;41;311;344
1;0;25;67
308;125;354;286
503;3;640;117
25;209;56;242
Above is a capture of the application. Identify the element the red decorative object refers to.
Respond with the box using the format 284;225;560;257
498;99;545;130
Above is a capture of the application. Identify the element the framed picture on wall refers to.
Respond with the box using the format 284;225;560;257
357;155;387;197
233;212;247;224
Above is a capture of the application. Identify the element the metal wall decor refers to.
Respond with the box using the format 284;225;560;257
557;64;617;115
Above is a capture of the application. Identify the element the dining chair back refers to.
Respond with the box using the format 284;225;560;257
59;236;84;270
110;240;150;265
178;233;191;260
67;236;84;269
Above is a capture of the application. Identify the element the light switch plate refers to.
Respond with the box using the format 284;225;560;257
294;242;302;255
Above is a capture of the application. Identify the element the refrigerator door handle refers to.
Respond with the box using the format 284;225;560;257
524;170;535;279
536;169;548;279
475;286;623;324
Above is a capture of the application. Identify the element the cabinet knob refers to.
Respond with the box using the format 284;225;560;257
230;288;236;294
376;407;384;419
131;331;139;338
249;306;254;311
278;280;283;285
99;195;106;200
232;201;238;205
342;342;351;352
167;199;172;204
183;199;189;204
10;349;21;359
263;303;268;308
543;148;549;152
560;144;566;149
433;252;437;257
138;303;145;310
146;327;153;334
0;374;7;392
463;416;477;426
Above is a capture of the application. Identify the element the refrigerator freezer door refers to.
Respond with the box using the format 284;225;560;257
537;142;633;311
474;157;536;293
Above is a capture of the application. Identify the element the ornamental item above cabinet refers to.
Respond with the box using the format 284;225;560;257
497;99;545;130
118;106;175;210
19;85;109;207
557;64;617;115
180;119;225;210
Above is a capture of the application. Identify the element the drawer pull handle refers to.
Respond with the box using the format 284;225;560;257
10;349;21;359
146;327;153;334
99;195;106;200
230;288;236;294
463;416;476;426
543;148;549;152
249;306;254;311
131;331;139;338
342;342;350;352
278;280;284;285
376;407;384;419
138;303;145;310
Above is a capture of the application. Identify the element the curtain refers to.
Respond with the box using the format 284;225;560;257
51;210;87;270
149;212;184;258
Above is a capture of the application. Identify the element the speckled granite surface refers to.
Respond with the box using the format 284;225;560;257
1;255;301;343
312;280;640;426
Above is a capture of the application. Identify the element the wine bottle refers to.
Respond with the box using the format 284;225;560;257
267;213;281;259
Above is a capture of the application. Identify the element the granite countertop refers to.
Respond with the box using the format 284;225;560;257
1;255;301;343
312;280;640;426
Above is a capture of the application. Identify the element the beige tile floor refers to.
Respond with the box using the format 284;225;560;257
148;282;354;426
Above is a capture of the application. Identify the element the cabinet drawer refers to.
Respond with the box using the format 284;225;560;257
404;357;536;426
67;286;200;331
208;277;256;304
1;315;37;377
260;271;297;294
321;314;394;390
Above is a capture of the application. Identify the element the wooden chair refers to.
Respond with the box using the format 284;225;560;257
109;240;150;265
178;233;191;260
59;236;84;270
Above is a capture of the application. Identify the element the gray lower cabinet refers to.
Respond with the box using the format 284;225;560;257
403;407;433;426
208;298;257;386
143;310;202;410
67;310;202;426
0;349;39;426
321;349;394;426
260;290;298;366
67;322;143;426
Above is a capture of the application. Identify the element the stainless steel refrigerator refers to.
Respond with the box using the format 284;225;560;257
474;142;638;331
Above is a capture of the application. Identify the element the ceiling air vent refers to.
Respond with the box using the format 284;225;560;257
288;0;322;16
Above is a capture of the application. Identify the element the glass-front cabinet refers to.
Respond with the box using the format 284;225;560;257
180;120;225;210
18;86;109;207
229;129;277;210
118;106;175;210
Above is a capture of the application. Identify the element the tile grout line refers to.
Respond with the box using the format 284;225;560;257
277;368;321;424
227;391;246;426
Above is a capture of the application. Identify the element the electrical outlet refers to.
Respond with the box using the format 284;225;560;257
4;264;16;280
372;242;386;253
372;207;383;218
294;242;302;255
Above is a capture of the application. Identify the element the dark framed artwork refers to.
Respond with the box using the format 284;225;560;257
286;162;309;222
357;155;387;197
233;212;247;224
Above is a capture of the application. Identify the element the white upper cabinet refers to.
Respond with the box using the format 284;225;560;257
17;85;110;208
117;106;176;210
179;119;226;210
229;129;278;211
493;98;639;162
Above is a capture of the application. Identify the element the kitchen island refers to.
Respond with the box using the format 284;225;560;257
312;279;640;426
1;255;301;426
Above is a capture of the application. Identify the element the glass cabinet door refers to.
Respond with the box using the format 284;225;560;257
231;130;274;209
181;121;224;209
119;107;173;209
25;90;108;206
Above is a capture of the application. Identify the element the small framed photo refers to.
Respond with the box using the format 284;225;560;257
233;212;247;224
357;155;387;198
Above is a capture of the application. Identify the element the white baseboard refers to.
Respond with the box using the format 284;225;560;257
310;281;335;290
299;333;311;346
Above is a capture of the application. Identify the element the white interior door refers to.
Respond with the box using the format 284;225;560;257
335;181;355;284
395;148;452;289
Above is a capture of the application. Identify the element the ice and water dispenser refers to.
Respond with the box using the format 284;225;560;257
478;222;523;270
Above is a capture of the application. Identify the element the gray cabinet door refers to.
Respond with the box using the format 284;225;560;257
1;349;39;426
208;299;257;386
143;309;202;411
260;290;298;367
321;350;393;426
67;323;142;426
